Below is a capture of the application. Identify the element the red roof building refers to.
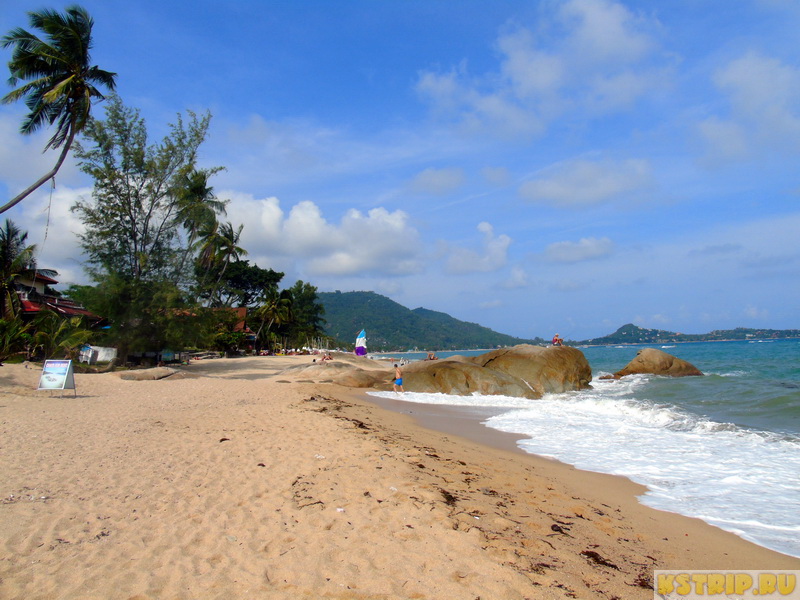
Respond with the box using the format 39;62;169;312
15;272;102;322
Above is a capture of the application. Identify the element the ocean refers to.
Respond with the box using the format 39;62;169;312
368;339;800;558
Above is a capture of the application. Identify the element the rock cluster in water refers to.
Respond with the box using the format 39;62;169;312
605;347;703;379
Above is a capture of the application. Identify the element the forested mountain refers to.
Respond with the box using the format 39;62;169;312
318;291;543;351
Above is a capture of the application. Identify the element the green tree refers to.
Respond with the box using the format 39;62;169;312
66;275;214;361
206;259;283;308
0;314;31;363
285;280;325;348
253;288;292;351
1;5;116;214
72;94;213;284
31;310;94;360
0;218;56;319
175;168;228;282
196;221;247;306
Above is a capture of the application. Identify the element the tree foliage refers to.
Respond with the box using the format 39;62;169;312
1;5;116;214
204;259;283;308
0;314;31;363
31;310;94;360
0;219;56;319
72;94;216;284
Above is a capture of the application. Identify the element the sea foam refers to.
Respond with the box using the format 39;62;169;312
369;374;800;558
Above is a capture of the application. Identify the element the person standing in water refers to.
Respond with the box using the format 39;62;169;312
393;364;404;392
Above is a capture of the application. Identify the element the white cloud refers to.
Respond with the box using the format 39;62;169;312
481;166;511;186
549;279;587;292
502;265;529;289
6;186;91;286
545;237;614;263
697;117;749;162
479;299;503;309
416;0;667;138
700;51;800;160
409;167;465;196
226;193;423;277
519;158;652;206
0;109;86;194
557;0;655;66
446;222;511;274
743;305;770;320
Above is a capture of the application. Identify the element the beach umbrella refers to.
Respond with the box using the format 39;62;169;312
355;329;367;356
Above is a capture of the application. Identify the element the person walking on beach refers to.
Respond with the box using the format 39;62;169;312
393;364;404;393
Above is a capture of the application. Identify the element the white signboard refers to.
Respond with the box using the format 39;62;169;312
38;360;76;395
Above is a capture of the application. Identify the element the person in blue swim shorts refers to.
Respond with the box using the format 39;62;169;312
393;364;404;392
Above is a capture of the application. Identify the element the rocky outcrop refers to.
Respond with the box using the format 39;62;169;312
463;345;593;396
610;348;703;379
278;345;593;399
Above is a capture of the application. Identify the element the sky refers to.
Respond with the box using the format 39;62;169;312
1;0;799;341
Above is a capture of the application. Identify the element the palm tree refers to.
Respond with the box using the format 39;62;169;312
32;310;94;360
0;218;56;319
196;221;247;306
1;5;116;214
0;314;31;364
253;289;293;350
175;168;228;279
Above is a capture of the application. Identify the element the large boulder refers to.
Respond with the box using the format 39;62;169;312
402;344;592;398
612;348;703;378
403;359;537;398
275;344;593;399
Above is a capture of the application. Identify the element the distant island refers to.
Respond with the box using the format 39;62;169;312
319;291;798;351
581;323;800;346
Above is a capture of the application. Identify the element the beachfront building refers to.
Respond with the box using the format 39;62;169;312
13;272;101;324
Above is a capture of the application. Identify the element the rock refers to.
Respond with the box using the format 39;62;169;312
468;345;593;396
402;344;592;398
404;359;536;398
275;344;593;399
117;367;178;381
612;348;703;379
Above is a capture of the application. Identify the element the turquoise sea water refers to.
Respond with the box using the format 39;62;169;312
369;339;800;558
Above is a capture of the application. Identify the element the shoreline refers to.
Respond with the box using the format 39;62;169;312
363;390;800;561
343;387;800;565
1;356;797;600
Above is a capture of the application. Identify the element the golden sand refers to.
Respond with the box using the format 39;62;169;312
1;356;796;599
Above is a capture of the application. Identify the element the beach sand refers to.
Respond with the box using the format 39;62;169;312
1;356;797;599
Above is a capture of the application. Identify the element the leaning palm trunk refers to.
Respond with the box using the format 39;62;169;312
0;127;75;214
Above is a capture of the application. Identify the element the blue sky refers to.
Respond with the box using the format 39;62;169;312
1;0;798;340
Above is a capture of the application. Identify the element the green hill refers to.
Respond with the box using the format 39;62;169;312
319;291;542;351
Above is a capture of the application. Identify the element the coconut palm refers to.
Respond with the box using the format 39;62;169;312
253;289;293;350
175;168;228;279
1;5;117;214
196;221;247;306
0;218;56;319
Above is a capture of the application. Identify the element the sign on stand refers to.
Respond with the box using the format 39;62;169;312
38;360;77;396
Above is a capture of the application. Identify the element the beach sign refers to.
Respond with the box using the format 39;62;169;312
38;359;77;396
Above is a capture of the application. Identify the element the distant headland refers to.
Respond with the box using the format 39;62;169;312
319;291;798;351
